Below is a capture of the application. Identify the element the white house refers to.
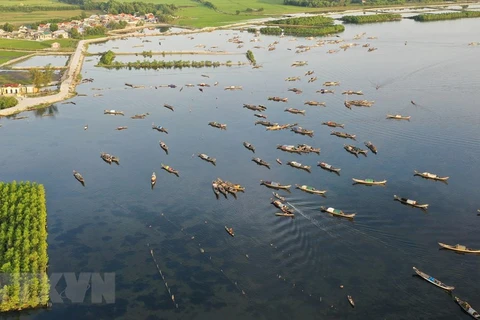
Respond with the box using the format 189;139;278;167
53;30;69;39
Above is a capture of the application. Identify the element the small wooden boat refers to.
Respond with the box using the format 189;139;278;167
318;162;341;174
111;155;120;165
255;120;276;127
84;125;88;130
208;122;227;130
225;85;242;90
254;113;267;119
285;76;301;82
347;295;355;308
316;89;334;94
152;123;168;134
161;164;179;177
272;192;285;201
414;171;449;181
268;96;288;102
243;142;255;153
352;178;386;185
304;100;325;107
342;90;363;95
322;121;344;128
116;126;128;131
345;100;374;108
73;170;85;186
412;266;454;291
159;141;168;154
267;123;297;131
287;161;311;173
276;159;282;165
151;172;157;188
198;153;216;165
291;126;314;137
277;145;302;154
244;104;266;112
260;180;291;190
454;296;480;319
291;60;308;67
438;242;480;254
393;195;428;209
308;77;317;83
275;213;295;218
296;144;320;155
104;110;124;116
131;113;148;119
323;81;340;86
295;184;326;195
368;47;377;52
331;131;356;140
212;181;220;197
197;83;210;87
225;226;235;237
288;87;303;94
344;144;368;157
285;108;305;115
163;104;174;111
271;199;294;214
387;114;410;120
252;157;270;169
100;152;112;164
305;70;314;76
364;141;377;154
320;206;356;219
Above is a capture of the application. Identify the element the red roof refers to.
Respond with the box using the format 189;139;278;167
3;83;20;87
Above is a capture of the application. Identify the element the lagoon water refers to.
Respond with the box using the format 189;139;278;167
1;16;480;320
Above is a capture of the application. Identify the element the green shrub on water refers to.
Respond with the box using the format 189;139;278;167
412;11;480;21
341;13;402;24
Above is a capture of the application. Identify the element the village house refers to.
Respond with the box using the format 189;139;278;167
0;84;38;96
53;30;69;39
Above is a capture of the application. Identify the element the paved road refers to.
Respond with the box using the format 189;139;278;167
0;40;86;116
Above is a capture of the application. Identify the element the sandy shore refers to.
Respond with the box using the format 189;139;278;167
1;1;478;117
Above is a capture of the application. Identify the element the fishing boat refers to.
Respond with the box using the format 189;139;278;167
198;153;216;165
308;77;317;83
285;76;301;82
163;104;174;111
320;206;356;219
285;108;305;115
243;142;255;153
73;170;85;186
288;87;303;94
352;178;387;185
318;162;341;174
161;164;179;177
225;86;242;90
412;266;454;291
296;144;320;155
295;184;326;195
225;226;235;237
255;120;276;127
252;157;270;169
291;126;314;137
260;180;291;190
323;81;340;86
131;113;148;119
244;104;266;112
322;121;344;128
104;110;124;115
111;155;120;165
345;100;374;108
386;114;411;120
438;242;480;254
277;145;302;154
267;123;297;131
305;70;314;76
116;126;128;131
414;171;449;181
212;181;220;197
159;141;168;154
276;159;282;165
344;144;368;157
272;192;286;201
291;60;308;67
347;296;355;308
364;141;377;154
331;131;356;140
100;152;113;164
342;90;363;95
271;199;294;214
316;89;334;94
268;96;288;102
454;296;480;319
393;195;429;209
152;123;168;134
287;161;311;173
275;213;295;218
304;101;326;106
254;113;267;119
208;122;227;130
151;172;156;188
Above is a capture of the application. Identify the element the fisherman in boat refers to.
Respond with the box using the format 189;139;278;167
229;228;233;233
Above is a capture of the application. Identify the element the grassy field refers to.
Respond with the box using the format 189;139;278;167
0;0;76;6
0;39;54;50
3;9;99;24
0;51;31;64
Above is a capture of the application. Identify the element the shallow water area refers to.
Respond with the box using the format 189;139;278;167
1;16;480;320
12;55;70;68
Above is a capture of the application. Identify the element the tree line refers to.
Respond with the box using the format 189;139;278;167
56;0;177;16
283;0;433;7
0;181;49;312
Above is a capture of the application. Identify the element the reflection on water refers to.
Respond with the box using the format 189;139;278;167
33;104;59;118
1;17;480;320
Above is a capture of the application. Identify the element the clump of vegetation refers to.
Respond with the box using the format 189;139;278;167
341;13;402;24
191;0;218;10
412;11;480;21
246;50;256;65
0;181;50;312
142;50;153;58
29;64;54;89
99;50;116;65
0;96;18;109
248;25;344;37
269;15;334;26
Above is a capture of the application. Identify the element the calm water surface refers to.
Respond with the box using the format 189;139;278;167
1;17;480;320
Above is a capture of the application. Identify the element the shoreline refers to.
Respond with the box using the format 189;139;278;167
1;1;479;117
